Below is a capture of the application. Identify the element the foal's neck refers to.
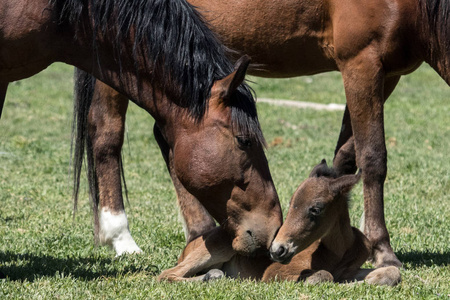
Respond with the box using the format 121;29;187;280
320;201;354;259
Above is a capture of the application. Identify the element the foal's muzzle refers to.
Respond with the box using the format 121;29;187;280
269;242;295;264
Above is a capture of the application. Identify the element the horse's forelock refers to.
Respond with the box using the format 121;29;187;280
230;85;266;148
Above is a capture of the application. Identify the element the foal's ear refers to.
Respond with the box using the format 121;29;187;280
214;55;251;103
328;170;362;196
309;159;337;178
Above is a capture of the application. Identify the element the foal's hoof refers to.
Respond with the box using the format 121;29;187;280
203;269;224;281
366;266;401;286
305;270;334;285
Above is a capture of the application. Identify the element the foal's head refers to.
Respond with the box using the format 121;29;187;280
269;160;360;263
171;57;282;255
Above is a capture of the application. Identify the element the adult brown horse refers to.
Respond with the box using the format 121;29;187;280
75;0;450;267
0;0;282;257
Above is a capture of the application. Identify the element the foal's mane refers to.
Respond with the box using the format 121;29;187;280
419;0;450;69
51;0;265;144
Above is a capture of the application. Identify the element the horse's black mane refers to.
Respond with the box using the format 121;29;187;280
52;0;264;144
419;0;450;70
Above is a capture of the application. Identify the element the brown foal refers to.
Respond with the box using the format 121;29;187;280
157;160;401;286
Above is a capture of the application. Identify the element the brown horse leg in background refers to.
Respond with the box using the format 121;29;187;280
88;81;216;254
336;44;403;267
332;76;401;267
333;76;401;176
87;81;142;255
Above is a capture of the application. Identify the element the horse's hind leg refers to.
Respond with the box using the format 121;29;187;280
88;82;142;255
339;53;401;268
0;82;8;119
153;124;216;243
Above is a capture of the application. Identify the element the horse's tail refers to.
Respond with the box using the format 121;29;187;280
72;68;100;243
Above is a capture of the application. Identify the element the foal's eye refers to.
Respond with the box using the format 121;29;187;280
236;136;252;149
308;204;324;220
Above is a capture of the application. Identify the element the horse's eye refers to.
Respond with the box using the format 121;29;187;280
236;136;252;149
308;204;324;220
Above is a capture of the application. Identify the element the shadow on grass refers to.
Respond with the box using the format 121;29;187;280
0;251;159;281
397;250;450;267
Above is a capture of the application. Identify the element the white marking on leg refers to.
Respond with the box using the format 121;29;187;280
99;208;143;256
178;209;189;241
359;211;365;232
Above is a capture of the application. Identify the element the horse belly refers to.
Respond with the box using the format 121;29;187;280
191;0;337;77
0;0;59;81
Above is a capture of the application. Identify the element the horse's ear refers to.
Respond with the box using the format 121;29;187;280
215;55;251;103
309;159;337;178
328;170;361;196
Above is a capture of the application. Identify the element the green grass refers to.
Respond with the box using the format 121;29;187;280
0;63;449;299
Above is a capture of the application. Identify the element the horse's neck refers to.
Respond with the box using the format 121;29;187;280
319;206;354;260
70;32;183;126
316;205;371;280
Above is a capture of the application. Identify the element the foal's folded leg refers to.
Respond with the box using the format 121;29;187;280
157;227;235;282
303;270;334;284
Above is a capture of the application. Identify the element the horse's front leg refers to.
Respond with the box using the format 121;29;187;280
0;82;7;119
88;81;142;255
158;227;234;282
153;124;216;243
339;54;401;268
333;76;401;176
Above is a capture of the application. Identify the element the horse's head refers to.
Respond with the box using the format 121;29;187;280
269;160;360;263
170;56;282;255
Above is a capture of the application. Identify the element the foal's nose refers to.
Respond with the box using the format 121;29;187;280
269;242;293;264
273;245;287;259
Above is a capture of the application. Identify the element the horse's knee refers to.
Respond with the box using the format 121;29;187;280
91;130;123;162
359;146;387;183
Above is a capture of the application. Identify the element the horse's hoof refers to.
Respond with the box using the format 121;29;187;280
366;266;401;286
203;269;224;281
305;270;334;285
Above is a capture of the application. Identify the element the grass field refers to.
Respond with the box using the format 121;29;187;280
0;63;449;299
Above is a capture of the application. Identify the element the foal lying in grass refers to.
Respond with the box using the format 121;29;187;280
158;160;401;285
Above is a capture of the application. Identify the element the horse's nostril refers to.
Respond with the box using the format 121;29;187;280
276;245;286;258
246;230;253;237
